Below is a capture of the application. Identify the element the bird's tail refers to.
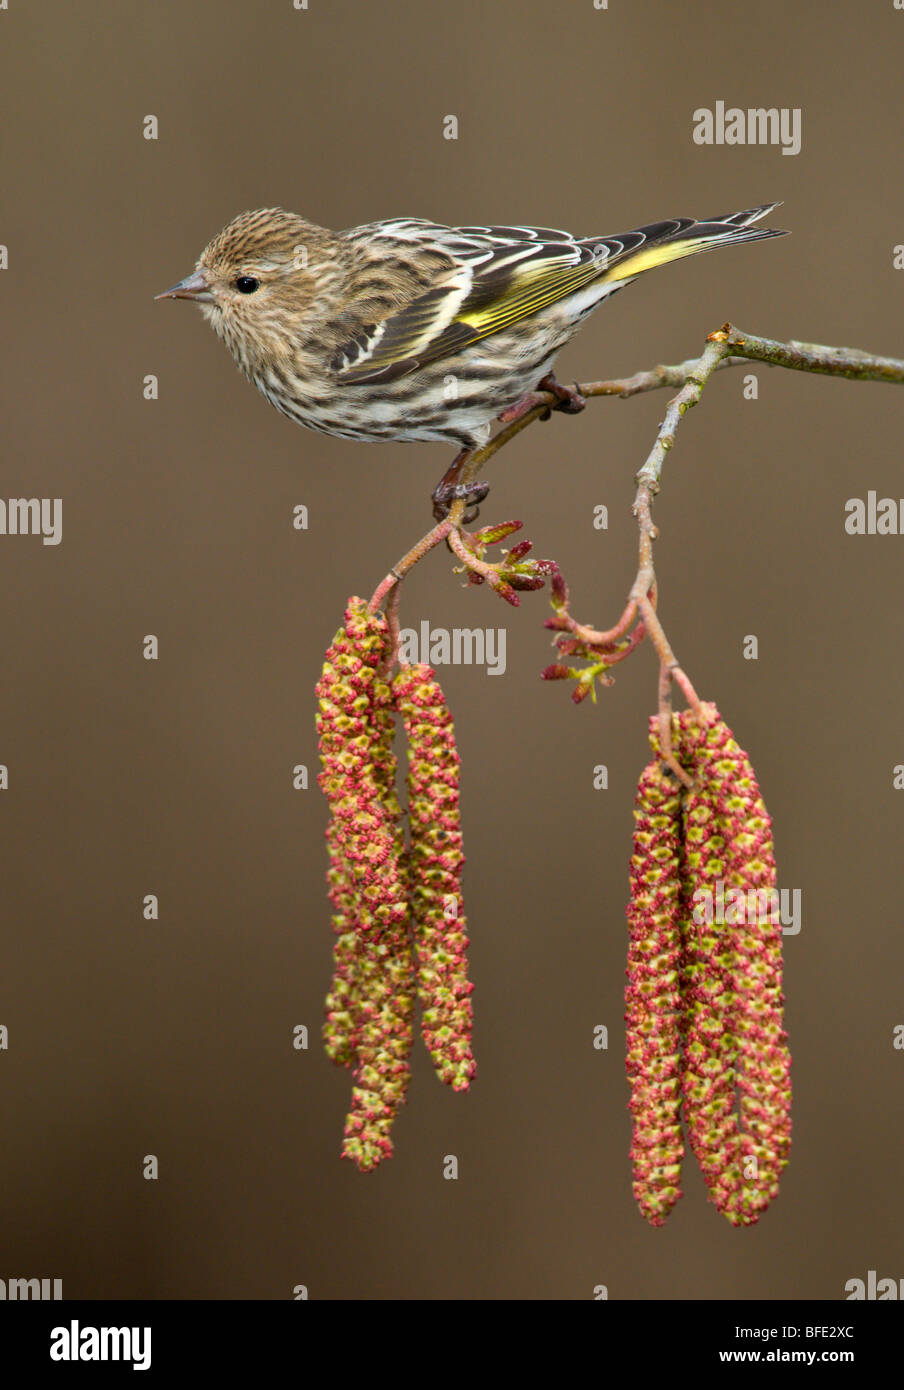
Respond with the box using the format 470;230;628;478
588;203;787;283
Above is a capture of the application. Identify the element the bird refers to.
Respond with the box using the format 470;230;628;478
157;204;786;515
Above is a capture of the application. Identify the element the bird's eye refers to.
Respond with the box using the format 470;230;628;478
234;275;260;294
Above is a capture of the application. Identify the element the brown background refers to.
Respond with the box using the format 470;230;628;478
1;0;902;1300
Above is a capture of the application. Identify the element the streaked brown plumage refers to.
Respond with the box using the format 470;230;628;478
158;204;786;453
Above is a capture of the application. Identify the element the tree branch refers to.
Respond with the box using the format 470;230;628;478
369;324;904;740
710;324;904;384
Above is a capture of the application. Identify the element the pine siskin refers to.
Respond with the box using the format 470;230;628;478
158;204;785;508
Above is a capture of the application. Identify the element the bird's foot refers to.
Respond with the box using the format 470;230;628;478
498;373;586;427
537;372;586;414
432;480;490;524
498;392;550;425
432;448;489;523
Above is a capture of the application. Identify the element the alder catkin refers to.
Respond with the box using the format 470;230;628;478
394;665;476;1092
626;705;792;1226
316;599;415;1170
678;706;791;1226
624;756;686;1226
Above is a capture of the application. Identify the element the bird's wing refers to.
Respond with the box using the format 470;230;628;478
331;223;625;383
332;208;783;384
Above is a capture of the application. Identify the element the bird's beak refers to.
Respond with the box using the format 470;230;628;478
155;270;213;302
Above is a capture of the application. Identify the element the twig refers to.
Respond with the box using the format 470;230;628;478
710;325;904;385
622;340;724;754
449;328;903;503
377;579;403;677
368;512;459;615
633;337;728;495
370;326;904;721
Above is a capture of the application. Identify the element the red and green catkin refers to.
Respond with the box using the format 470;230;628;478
624;757;685;1226
679;706;791;1226
316;599;415;1171
625;705;792;1227
395;666;476;1092
317;605;474;1170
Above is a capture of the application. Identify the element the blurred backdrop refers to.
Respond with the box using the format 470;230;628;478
0;0;902;1299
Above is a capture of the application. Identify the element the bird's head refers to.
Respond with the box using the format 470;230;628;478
156;208;332;366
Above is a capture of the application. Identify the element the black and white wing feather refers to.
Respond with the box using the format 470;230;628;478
333;205;784;384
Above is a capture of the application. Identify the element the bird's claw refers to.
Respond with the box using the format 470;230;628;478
432;479;490;524
537;372;586;415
